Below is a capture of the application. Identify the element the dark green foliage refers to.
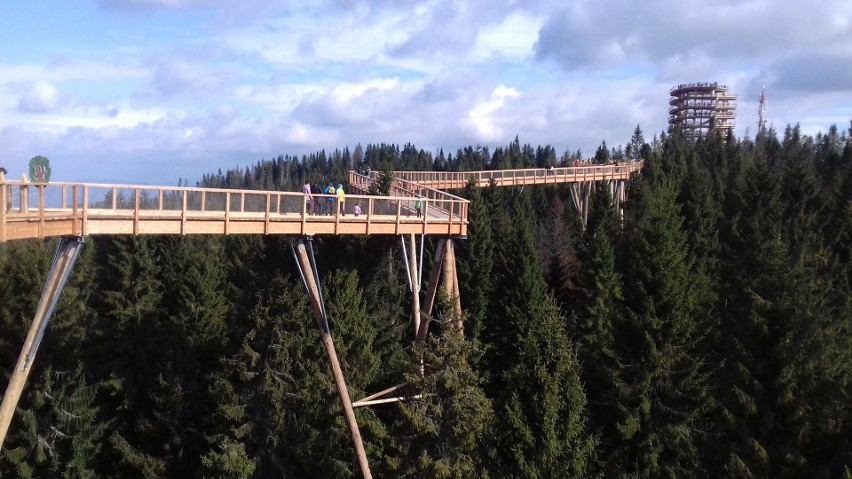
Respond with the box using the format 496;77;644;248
713;140;852;477
209;275;314;477
498;291;597;479
1;364;105;478
1;127;851;477
363;248;409;389
387;322;495;478
574;184;627;476
479;192;597;478
0;239;53;366
616;180;714;478
456;178;494;341
368;166;394;196
535;190;580;307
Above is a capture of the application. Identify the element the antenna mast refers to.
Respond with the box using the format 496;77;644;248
757;84;767;136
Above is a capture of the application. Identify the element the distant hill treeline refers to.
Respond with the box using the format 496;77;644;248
1;123;850;478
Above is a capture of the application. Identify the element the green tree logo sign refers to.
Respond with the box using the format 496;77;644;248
28;155;51;183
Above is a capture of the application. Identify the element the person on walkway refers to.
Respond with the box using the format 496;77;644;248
303;180;313;214
312;183;322;212
336;183;346;216
354;203;361;217
415;197;422;218
325;182;336;215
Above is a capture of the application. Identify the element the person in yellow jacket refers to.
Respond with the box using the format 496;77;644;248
336;183;346;215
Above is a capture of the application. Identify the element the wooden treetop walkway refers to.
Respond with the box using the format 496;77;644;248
0;161;643;243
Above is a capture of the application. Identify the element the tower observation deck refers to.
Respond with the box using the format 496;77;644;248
669;82;736;140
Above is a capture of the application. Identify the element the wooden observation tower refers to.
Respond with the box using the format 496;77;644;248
669;82;737;140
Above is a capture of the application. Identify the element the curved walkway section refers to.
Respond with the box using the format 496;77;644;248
393;161;643;189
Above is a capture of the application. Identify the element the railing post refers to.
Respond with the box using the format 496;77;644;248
224;192;231;235
181;190;187;235
82;187;89;236
72;186;79;236
422;200;428;234
264;194;270;235
133;189;140;236
38;186;45;238
366;198;373;235
20;184;28;213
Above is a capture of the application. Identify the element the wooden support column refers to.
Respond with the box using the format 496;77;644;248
612;179;626;220
450;243;462;322
441;240;457;301
416;239;447;340
569;181;594;230
408;234;421;336
0;236;85;451
292;240;372;479
444;240;462;332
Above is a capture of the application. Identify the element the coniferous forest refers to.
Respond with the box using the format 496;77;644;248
1;123;851;478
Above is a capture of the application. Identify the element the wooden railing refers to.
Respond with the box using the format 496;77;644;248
392;161;644;188
348;172;469;234
0;181;469;242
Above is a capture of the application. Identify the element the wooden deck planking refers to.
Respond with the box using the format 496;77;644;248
2;209;465;240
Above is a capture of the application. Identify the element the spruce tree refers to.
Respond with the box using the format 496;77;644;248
499;292;598;478
209;275;312;477
716;151;851;477
779;125;824;264
321;268;388;474
616;180;713;477
364;247;409;391
104;236;230;477
387;318;495;478
483;194;597;478
574;183;628;476
535;191;579;308
0;364;105;478
456;178;494;341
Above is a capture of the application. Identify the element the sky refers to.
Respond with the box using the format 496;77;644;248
1;0;850;185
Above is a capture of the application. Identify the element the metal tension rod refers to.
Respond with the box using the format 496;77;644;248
290;237;372;479
0;236;85;451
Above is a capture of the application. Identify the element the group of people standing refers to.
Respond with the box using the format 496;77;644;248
302;180;360;216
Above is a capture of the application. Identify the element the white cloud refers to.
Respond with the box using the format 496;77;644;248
467;85;521;141
471;12;542;61
1;0;850;184
17;81;60;113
